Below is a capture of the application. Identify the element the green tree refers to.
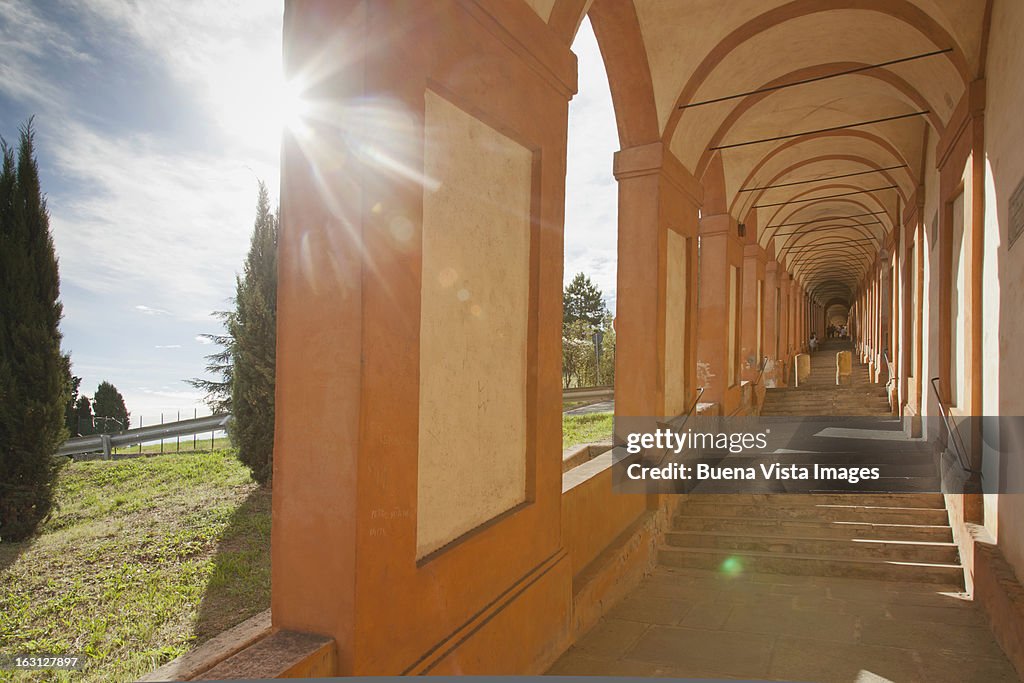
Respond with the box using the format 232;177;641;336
0;120;71;541
228;183;278;485
188;316;234;414
64;374;82;434
561;274;614;388
191;183;278;484
92;381;129;433
73;395;94;436
563;272;607;327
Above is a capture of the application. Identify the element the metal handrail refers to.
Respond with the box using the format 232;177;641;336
653;387;706;466
928;377;979;474
882;351;897;384
752;356;769;387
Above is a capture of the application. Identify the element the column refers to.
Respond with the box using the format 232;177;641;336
779;272;792;380
740;242;767;382
274;0;576;673
613;143;701;419
696;212;746;413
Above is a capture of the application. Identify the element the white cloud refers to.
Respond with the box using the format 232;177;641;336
78;0;285;158
141;388;204;401
135;305;171;316
565;18;619;311
48;122;271;321
0;2;92;109
154;344;181;349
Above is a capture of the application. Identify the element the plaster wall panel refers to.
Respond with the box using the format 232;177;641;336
417;90;532;558
984;0;1024;585
663;230;689;416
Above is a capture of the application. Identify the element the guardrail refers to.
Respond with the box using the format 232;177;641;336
58;413;231;458
562;386;614;402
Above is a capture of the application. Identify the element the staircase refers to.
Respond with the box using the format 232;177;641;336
760;341;892;416
659;341;963;586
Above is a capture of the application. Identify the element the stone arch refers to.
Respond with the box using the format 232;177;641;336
663;0;971;141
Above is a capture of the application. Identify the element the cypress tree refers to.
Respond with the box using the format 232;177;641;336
0;120;70;541
92;381;130;433
64;374;82;434
187;317;234;415
228;182;278;485
74;396;94;436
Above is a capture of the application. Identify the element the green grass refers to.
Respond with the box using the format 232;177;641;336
109;436;233;456
562;412;613;450
0;449;270;682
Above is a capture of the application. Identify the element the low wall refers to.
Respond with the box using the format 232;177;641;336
562;451;647;578
145;448;678;679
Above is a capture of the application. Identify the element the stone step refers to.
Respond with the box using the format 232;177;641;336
760;410;893;417
657;546;964;585
763;397;888;403
703;450;934;462
677;501;950;525
664;530;960;564
680;493;946;508
671;515;954;542
765;397;889;403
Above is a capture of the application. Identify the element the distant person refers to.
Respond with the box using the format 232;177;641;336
809;332;819;351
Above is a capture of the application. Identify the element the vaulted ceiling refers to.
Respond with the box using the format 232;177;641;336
537;0;992;305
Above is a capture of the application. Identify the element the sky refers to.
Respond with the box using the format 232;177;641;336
0;3;618;427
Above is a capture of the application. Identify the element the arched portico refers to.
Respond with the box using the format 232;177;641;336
216;1;1024;679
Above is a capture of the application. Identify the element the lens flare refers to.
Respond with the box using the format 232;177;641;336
720;556;744;577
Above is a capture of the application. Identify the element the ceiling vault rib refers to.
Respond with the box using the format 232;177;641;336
764;211;887;229
709;111;929;150
771;221;884;237
678;48;953;111
754;185;897;208
784;237;881;254
738;165;909;192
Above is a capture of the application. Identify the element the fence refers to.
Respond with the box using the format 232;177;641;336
58;412;231;459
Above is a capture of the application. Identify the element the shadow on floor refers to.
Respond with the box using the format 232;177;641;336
550;567;1020;682
192;486;272;643
0;537;30;575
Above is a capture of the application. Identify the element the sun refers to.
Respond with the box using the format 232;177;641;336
279;78;310;132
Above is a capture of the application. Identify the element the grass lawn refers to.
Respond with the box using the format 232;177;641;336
0;449;270;682
109;436;233;457
562;412;613;450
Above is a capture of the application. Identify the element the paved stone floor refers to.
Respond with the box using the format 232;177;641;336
549;566;1020;682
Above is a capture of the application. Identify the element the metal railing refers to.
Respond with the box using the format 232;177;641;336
653;387;705;466
882;351;897;385
928;377;978;474
58;413;231;458
752;356;769;387
562;385;614;403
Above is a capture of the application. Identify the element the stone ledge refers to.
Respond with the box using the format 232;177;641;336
201;628;336;680
138;610;271;682
568;495;682;646
562;441;613;473
969;524;1024;680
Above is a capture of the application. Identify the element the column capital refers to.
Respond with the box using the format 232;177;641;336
613;141;703;206
743;243;768;262
699;212;741;239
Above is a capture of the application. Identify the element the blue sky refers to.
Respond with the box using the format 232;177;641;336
0;2;617;425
